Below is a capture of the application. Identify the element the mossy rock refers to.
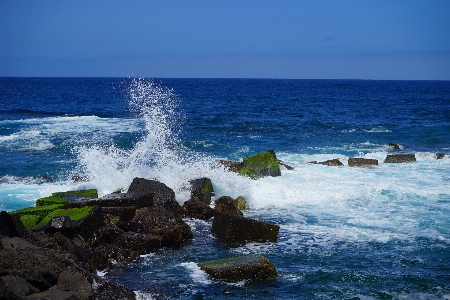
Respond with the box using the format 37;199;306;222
198;254;277;282
35;206;92;228
240;150;281;179
36;195;69;207
36;189;98;207
11;189;97;230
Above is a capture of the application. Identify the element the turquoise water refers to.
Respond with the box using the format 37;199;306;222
1;78;449;299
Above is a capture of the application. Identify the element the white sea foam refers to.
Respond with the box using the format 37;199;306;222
178;262;211;285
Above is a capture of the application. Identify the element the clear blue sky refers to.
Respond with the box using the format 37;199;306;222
1;0;449;79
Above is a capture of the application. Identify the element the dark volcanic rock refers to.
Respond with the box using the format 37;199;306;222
128;178;181;213
384;154;416;163
115;232;162;254
436;153;445;159
42;215;77;239
198;254;277;282
211;212;279;246
241;150;282;179
133;207;193;248
88;226;124;248
182;197;214;220
189;177;214;205
318;159;343;166
348;157;378;167
92;281;136;300
0;211;20;238
214;196;243;217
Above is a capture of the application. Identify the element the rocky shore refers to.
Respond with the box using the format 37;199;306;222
0;148;446;299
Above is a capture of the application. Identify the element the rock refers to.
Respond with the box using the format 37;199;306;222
182;197;214;220
42;215;77;239
218;160;244;173
92;281;136;300
1;236;36;250
240;150;281;179
214;196;243;217
0;211;20;238
133;207;193;248
53;232;93;263
189;178;215;205
115;232;162;254
348;158;378;167
436;153;445;159
384;154;416;163
1;275;40;298
278;160;294;170
235;196;246;210
57;269;93;299
388;142;401;150
23;288;77;300
198;254;277;282
127;178;181;214
89;226;124;248
211;212;279;246
318;159;343;166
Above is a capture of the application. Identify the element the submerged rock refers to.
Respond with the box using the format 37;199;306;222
436;153;445;159
318;158;343;166
211;212;279;246
198;254;277;282
388;142;401;150
348;158;378;167
384;154;416;163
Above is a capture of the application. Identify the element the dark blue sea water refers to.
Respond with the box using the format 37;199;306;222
1;77;450;299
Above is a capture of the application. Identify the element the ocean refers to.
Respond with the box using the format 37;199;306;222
0;77;449;299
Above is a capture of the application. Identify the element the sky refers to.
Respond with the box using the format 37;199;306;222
1;0;449;80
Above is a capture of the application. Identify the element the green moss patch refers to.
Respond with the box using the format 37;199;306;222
240;150;281;179
35;206;92;228
36;195;69;207
54;189;98;199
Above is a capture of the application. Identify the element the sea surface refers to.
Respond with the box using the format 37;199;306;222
1;77;449;299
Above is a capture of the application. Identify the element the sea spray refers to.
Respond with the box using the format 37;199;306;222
73;78;249;201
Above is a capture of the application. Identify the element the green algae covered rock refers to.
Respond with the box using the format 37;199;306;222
198;254;277;282
10;189;97;230
240;150;281;179
211;212;280;246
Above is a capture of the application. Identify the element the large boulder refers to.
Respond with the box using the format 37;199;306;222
384;154;416;163
211;212;279;246
198;254;277;282
348;158;378;167
128;178;181;214
219;150;282;179
214;196;243;217
0;211;20;237
240;150;281;179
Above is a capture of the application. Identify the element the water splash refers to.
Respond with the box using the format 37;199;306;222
73;78;243;200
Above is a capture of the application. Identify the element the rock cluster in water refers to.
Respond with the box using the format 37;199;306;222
1;147;446;298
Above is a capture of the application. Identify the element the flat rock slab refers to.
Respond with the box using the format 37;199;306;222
198;254;277;282
211;212;279;246
348;158;378;167
384;154;416;163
